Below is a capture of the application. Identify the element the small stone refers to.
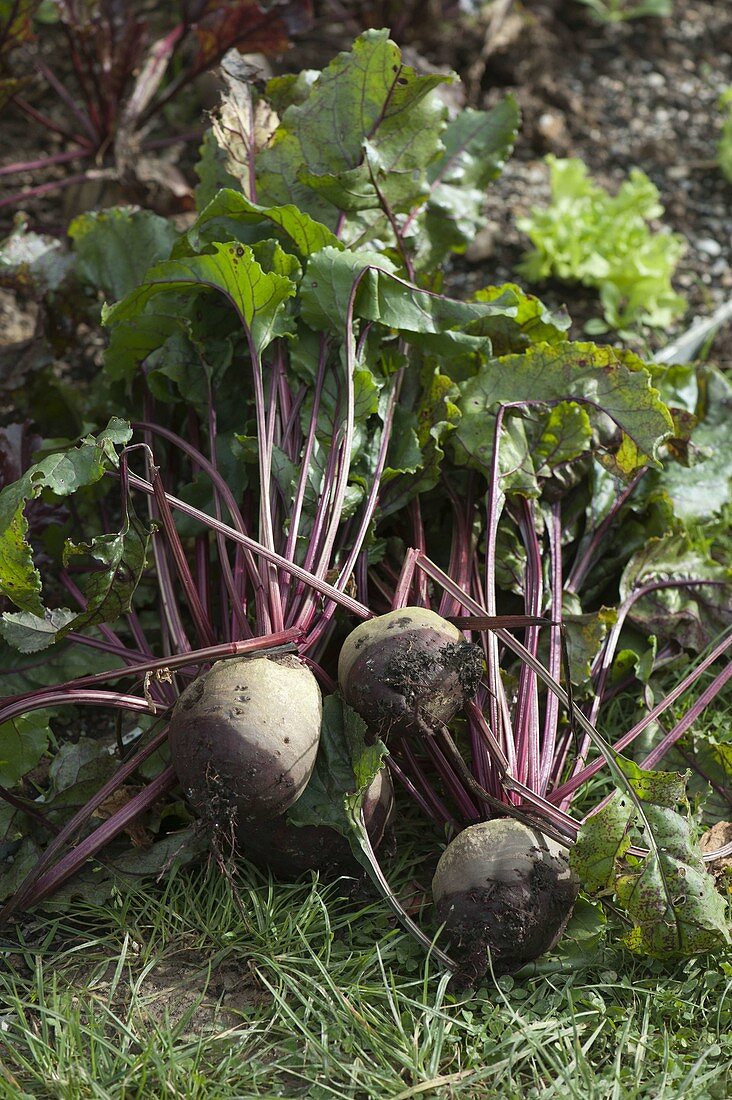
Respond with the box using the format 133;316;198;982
537;111;570;153
697;238;723;258
465;226;496;264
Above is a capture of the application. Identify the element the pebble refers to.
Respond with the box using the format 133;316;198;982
697;238;723;257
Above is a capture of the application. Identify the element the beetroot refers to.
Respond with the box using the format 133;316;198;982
236;768;395;878
169;654;321;828
432;818;579;986
338;607;484;738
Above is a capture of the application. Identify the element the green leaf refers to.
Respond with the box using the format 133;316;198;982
68;207;178;301
256;28;450;226
299;247;396;331
0;710;50;787
620;531;732;651
560;599;617;687
534;402;593;474
571;796;633;894
657;368;732;522
0;419;132;615
187;189;342;256
0;608;76;652
301;247;520;349
105;315;186;385
453;342;673;482
577;763;730;960
103;243;296;356
469;283;570;356
419;97;520;262
288;695;387;838
58;499;151;642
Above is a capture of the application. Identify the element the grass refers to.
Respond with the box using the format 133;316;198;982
1;845;731;1100
2;646;731;1099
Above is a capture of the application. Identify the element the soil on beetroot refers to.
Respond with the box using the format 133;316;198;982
1;1;731;398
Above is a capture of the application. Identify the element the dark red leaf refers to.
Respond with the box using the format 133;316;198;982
191;0;312;70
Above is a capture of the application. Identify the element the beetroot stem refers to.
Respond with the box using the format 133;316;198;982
548;630;732;804
121;470;371;618
150;464;217;649
3;630;302;708
13;766;177;913
514;499;542;791
0;724;172;920
539;502;563;795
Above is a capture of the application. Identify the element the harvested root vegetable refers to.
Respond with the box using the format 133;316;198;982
432;818;579;986
338;607;484;737
237;768;395;878
169;655;321;828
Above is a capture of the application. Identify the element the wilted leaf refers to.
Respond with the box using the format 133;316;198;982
191;0;311;70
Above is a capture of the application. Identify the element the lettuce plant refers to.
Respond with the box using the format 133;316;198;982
518;156;687;333
718;88;732;183
0;31;729;975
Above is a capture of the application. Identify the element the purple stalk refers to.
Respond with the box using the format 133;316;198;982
539;502;563;795
306;271;364;581
514;499;542;791
556;578;732;802
115;25;184;139
282;339;328;607
439;479;474;619
246;337;284;633
3;630;303;709
394;738;459;829
483;405;515;775
0;147;93;178
409;496;430;607
150;466;217;649
425;737;482;822
134;419;254;639
0;786;59;835
565;470;646;595
641;659;732;769
15;766;177;912
304;368;405;649
34;58;100;144
11;94;92;145
0;723;172;920
391;548;422;610
123;470;371;619
387;756;448;827
548;631;732;803
0;170;116;213
0;690;152;728
137;447;191;657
